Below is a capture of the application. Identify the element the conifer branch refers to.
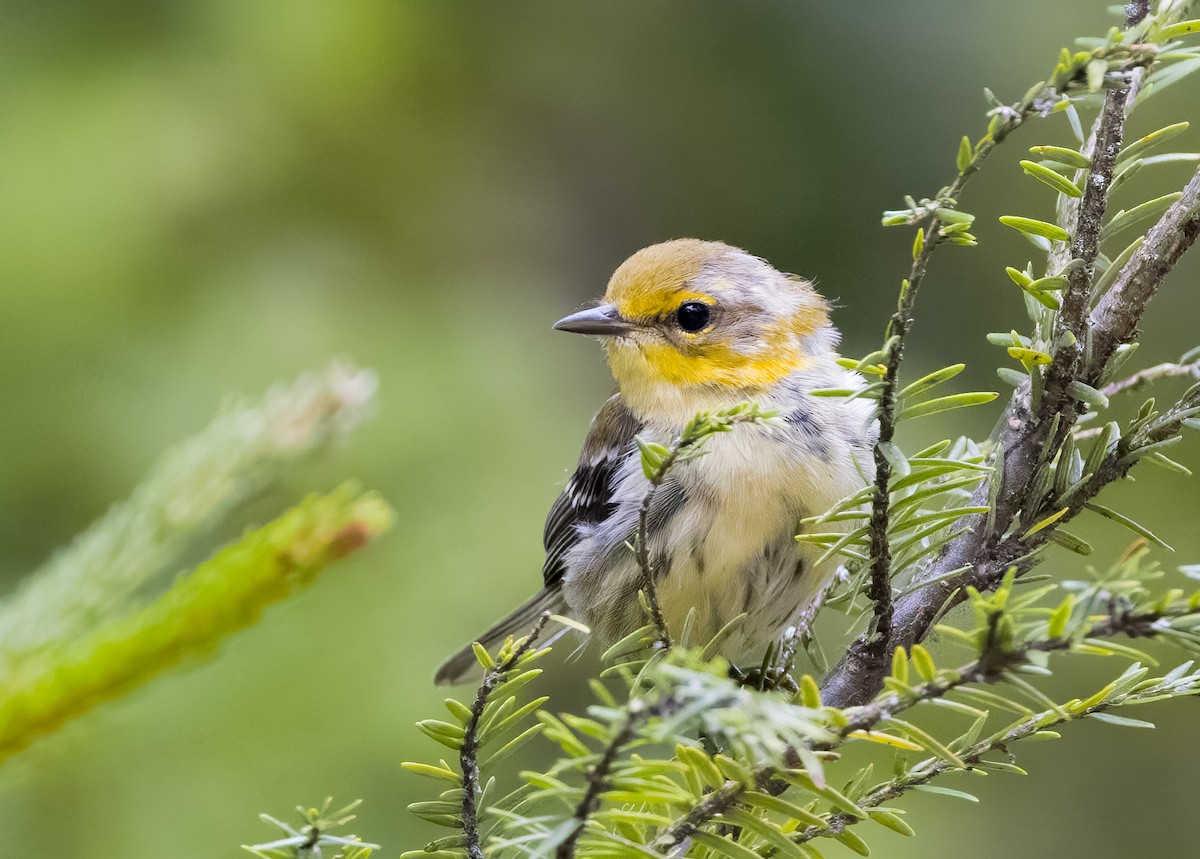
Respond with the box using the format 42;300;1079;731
824;5;1197;709
0;487;391;767
662;594;1198;854
556;701;657;859
460;613;552;859
860;61;1050;684
1102;355;1200;397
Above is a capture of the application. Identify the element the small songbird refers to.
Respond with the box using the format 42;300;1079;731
435;239;874;685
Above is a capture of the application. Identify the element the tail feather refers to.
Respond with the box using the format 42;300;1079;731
434;589;570;686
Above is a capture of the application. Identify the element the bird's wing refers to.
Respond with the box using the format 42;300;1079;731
543;393;643;589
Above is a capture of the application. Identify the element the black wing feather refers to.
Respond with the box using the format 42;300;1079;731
542;394;642;588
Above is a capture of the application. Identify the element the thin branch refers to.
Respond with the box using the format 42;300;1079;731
859;73;1049;683
1043;80;1128;405
460;613;552;859
556;701;654;859
633;407;779;650
826;375;1200;709
1089;165;1200;372
635;461;676;649
1103;358;1200;397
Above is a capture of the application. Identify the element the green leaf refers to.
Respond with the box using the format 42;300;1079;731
444;698;473;724
999;215;1070;242
635;436;670;480
401;762;461;783
800;673;822;709
480;723;544;769
878;440;911;478
691;831;772;859
1088;712;1155;729
1019;160;1083;196
726;809;809;858
834;830;872;856
1162;19;1200;39
912;785;979;802
1136;58;1200;106
1028;144;1091;168
1102;193;1184;240
1047;596;1074;639
935;207;975;225
910;644;937;681
884;718;967;768
1065;103;1084;142
1005;266;1033;287
957;135;973;172
997;367;1027;387
743;791;826;828
1023;506;1069;538
898;392;998;421
1084;502;1172;550
1117;121;1190;165
1047;528;1093;555
1007;347;1052;367
867;809;915;837
889;646;909;685
899;364;966;400
1067;381;1110;409
1092;236;1145;296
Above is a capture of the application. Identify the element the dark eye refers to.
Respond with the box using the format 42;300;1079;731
675;301;711;332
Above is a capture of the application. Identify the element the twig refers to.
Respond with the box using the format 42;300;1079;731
1043;79;1128;402
633;407;779;649
790;686;1149;847
859;76;1048;682
1102;358;1200;397
824;364;1200;709
1088;165;1200;373
556;701;655;859
635;464;676;649
460;613;552;859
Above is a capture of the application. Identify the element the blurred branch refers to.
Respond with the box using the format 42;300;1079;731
0;361;377;670
1102;355;1200;396
243;798;379;859
0;486;392;766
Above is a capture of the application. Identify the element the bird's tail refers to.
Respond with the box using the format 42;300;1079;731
434;589;570;686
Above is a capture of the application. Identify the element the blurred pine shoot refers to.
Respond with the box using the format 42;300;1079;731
0;362;391;765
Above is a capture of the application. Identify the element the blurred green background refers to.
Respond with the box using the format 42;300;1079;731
1;1;1198;856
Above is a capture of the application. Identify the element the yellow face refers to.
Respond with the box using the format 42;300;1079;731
597;239;831;393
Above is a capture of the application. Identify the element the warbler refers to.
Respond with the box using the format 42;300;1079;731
435;239;874;685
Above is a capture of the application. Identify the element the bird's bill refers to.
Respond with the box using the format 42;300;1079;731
552;304;632;336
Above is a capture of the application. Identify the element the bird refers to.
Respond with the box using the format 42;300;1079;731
434;238;875;685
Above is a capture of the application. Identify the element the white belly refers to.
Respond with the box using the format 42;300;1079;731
565;419;869;661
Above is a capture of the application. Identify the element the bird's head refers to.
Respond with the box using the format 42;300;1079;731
554;239;837;418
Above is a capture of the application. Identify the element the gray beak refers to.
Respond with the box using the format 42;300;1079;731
552;303;632;336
